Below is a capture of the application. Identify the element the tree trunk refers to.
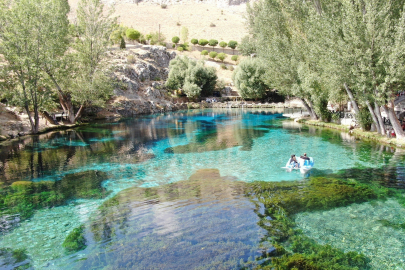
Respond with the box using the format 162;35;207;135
299;98;317;120
374;102;386;136
306;98;319;120
74;105;85;122
41;111;58;125
344;83;360;115
365;101;381;134
24;103;36;134
383;101;404;139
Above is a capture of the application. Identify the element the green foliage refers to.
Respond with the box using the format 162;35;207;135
120;37;126;49
228;40;238;50
220;64;227;70
62;225;86;252
208;39;218;48
165;56;217;97
172;36;180;44
201;50;209;56
239;35;257;56
209;51;218;59
219;41;227;50
125;28;140;41
110;25;128;44
0;248;31;269
358;107;373;131
198;39;209;47
149;31;166;45
231;55;239;63
177;47;184;52
183;81;201;98
181;26;189;43
191;38;198;45
232;58;267;99
217;53;227;62
0;171;110;221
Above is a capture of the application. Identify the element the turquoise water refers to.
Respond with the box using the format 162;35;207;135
0;108;404;269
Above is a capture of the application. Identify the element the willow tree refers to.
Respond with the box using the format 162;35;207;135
0;0;69;133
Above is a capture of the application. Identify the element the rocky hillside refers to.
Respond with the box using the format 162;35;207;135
103;0;248;7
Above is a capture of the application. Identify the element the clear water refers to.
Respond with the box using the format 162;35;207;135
0;108;404;269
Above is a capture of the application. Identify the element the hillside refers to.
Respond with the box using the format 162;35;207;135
68;0;249;43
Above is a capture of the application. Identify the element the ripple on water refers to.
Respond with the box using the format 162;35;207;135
295;199;405;269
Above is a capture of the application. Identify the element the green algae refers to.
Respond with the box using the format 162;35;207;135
246;176;389;269
377;219;405;230
0;171;110;222
0;248;31;269
62;225;86;252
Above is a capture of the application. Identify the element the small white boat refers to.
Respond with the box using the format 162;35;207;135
283;157;314;174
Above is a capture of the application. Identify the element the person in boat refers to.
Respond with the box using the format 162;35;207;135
300;153;310;160
289;154;299;168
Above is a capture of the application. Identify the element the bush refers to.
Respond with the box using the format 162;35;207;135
231;55;239;63
210;22;216;27
217;53;227;62
149;31;166;45
208;39;218;48
228;40;238;52
209;51;218;59
172;44;176;48
191;38;198;45
198;39;209;47
228;65;234;71
232;58;267;99
177;47;184;52
183;81;201;98
120;37;126;49
126;28;140;42
219;41;227;51
161;3;167;8
165;56;217;97
239;35;257;56
201;50;209;56
172;36;180;45
127;54;136;64
220;64;227;70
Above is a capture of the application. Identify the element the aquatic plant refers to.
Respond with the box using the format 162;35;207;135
0;247;31;269
62;225;86;252
247;176;381;269
0;171;110;223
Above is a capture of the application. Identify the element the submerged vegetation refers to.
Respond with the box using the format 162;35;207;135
0;248;31;269
0;171;110;222
62;225;86;252
246;175;403;269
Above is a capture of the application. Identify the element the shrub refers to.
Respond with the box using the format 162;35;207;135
228;65;234;71
146;34;152;44
172;36;180;45
177;47;184;52
219;41;227;52
198;39;209;47
231;55;239;63
149;31;166;45
210;22;216;27
126;28;140;42
62;225;86;252
166;56;217;97
239;35;257;56
120;37;126;49
217;52;227;62
228;40;238;53
208;39;218;49
201;50;209;56
176;21;181;26
220;64;227;70
161;3;167;8
139;34;147;44
183;81;201;98
191;38;198;45
127;54;136;64
181;26;189;43
209;51;218;59
172;44;176;48
232;58;267;99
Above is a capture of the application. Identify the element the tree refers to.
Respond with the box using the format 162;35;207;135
181;26;189;43
0;0;70;133
166;56;217;97
120;37;126;49
208;39;218;51
191;38;198;49
231;55;239;63
146;34;152;44
217;53;227;62
183;81;201;98
219;41;227;52
228;40;238;54
172;36;180;47
209;51;218;60
149;31;166;45
126;28;140;42
201;50;209;57
198;39;209;47
239;35;256;56
232;58;267;100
